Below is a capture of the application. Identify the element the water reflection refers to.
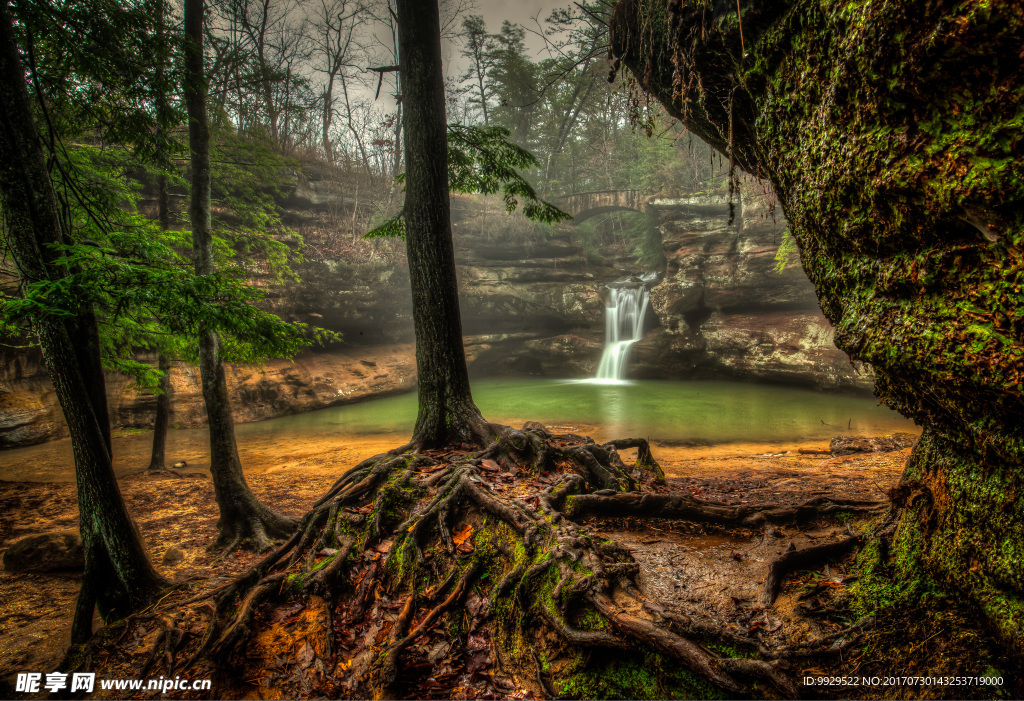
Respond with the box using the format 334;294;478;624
240;379;915;446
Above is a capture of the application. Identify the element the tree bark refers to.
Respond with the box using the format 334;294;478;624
184;0;295;551
147;353;172;471
0;0;164;643
322;81;334;162
396;0;491;449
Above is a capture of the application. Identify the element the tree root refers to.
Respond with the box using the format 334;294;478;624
565;491;886;528
88;425;875;698
760;535;862;606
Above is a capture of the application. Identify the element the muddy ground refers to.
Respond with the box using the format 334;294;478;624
0;426;1018;699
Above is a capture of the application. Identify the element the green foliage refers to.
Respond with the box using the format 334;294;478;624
574;211;664;268
10;0;180;165
447;124;570;224
365;124;571;239
0;142;326;390
773;228;798;273
0;0;337;395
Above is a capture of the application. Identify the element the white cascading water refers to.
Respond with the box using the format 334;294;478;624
595;284;651;382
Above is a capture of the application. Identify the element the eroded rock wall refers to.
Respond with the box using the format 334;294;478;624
632;194;870;390
609;0;1024;651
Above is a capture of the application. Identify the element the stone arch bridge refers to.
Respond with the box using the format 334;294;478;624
556;189;732;224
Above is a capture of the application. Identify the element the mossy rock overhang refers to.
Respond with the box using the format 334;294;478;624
609;0;1024;652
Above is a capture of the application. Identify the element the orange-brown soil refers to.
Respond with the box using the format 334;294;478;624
0;426;915;694
7;425;1009;699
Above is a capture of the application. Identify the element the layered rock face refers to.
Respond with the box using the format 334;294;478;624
609;0;1024;651
632;194;870;390
0;163;869;449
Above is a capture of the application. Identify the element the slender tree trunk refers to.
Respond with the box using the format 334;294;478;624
148;353;172;471
149;8;173;473
390;97;403;193
0;0;164;644
396;0;492;450
255;0;279;144
322;80;334;163
340;73;374;180
184;0;295;551
476;69;488;126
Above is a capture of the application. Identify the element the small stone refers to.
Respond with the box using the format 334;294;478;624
2;532;84;573
829;436;875;456
830;432;918;456
162;545;185;565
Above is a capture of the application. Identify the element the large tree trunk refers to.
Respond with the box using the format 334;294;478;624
184;0;295;551
397;0;491;450
149;26;173;473
0;0;164;644
608;0;1024;655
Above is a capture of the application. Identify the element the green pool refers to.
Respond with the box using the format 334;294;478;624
238;379;915;445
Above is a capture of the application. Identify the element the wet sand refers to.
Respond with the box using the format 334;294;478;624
0;419;918;485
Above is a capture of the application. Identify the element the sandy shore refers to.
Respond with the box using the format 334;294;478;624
0;419;918;484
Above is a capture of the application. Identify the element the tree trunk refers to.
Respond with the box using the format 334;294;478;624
396;0;490;450
184;0;295;551
150;26;172;472
340;73;374;180
322;78;335;163
390;97;403;194
0;0;164;644
147;353;172;471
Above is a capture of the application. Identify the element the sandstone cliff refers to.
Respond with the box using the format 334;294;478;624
0;162;870;448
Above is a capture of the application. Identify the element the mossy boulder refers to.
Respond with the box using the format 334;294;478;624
609;0;1024;652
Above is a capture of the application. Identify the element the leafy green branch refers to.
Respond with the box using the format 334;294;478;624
365;124;572;239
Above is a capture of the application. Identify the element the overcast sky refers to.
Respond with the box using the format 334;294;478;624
437;1;565;80
476;0;556;42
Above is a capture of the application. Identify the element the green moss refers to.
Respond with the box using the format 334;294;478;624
612;0;1024;654
557;650;727;700
571;605;610;632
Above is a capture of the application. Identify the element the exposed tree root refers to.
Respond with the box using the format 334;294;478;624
565;491;885;527
760;536;862;606
83;425;878;699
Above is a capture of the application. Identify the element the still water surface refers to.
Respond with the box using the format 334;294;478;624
238;379;914;445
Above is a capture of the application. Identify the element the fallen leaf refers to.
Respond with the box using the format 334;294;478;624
465;592;483;617
467;632;489;651
296;641;315;669
452;524;474;546
427;640;450;664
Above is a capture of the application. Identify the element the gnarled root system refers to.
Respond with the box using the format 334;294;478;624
83;425;880;699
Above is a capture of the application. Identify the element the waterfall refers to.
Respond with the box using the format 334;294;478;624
595;283;651;382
